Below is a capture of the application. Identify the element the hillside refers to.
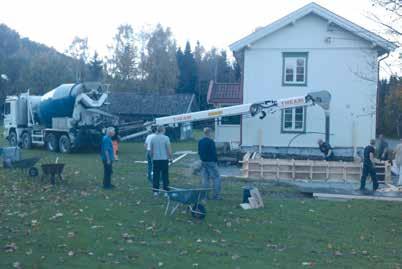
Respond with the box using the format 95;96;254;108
0;24;79;101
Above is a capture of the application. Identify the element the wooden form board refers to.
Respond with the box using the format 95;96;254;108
313;193;402;202
241;153;391;182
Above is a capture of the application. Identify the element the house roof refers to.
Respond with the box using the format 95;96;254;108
207;80;242;105
230;2;397;55
107;91;197;116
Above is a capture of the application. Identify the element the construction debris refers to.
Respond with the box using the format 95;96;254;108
377;184;402;193
134;151;194;165
240;187;264;210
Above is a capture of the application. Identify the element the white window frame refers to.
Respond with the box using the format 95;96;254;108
281;106;306;133
282;52;308;86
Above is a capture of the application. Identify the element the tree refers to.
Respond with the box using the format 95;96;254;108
383;76;402;137
371;0;401;44
0;23;77;103
142;24;178;91
369;0;401;75
177;41;198;93
193;41;205;66
88;51;104;81
107;24;138;88
65;36;89;82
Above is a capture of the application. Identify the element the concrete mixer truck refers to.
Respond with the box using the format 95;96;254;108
3;82;117;153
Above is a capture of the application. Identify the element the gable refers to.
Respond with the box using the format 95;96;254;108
251;13;372;50
230;2;396;56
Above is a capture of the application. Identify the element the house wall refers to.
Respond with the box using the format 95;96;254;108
215;120;241;144
241;14;378;156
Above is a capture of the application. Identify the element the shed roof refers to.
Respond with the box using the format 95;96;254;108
230;2;397;55
207;80;242;105
107;91;197;116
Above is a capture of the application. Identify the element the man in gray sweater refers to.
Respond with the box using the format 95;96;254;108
150;125;173;195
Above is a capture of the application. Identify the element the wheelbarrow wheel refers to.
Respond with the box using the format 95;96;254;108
191;204;206;219
28;167;39;177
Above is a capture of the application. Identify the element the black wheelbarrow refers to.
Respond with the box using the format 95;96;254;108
159;187;211;219
4;157;40;177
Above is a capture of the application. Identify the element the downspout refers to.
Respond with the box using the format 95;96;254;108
234;49;245;147
376;51;390;137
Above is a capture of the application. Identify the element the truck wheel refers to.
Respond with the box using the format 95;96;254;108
8;131;18;147
59;135;71;153
21;132;32;149
46;133;59;152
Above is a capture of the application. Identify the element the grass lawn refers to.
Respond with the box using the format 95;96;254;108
0;139;401;269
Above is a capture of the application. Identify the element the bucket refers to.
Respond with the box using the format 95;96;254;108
242;186;255;203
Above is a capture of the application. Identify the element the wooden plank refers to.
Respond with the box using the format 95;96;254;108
292;159;295;180
276;159;279;180
313;193;402;202
248;197;258;208
250;188;264;208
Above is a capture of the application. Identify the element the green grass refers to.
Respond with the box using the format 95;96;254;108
0;140;402;269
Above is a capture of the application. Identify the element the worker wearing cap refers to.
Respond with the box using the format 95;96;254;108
317;139;334;161
144;125;157;184
198;127;221;200
360;139;379;192
101;127;115;189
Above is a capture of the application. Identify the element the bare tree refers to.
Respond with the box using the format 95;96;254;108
371;0;401;45
65;36;89;82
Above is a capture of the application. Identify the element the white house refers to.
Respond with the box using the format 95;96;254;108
227;2;396;159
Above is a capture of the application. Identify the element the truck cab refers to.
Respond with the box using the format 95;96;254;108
3;96;18;146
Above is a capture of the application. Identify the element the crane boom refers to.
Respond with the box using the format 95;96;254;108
120;90;331;141
155;91;330;126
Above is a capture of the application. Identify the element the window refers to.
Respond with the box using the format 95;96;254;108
4;103;10;115
282;52;308;86
221;115;241;125
281;107;306;133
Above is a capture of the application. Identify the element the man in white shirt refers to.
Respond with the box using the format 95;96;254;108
144;125;157;184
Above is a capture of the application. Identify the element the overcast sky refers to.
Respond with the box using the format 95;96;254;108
0;0;398;75
0;0;381;52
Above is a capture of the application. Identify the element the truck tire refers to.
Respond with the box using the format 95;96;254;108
21;132;32;149
46;133;59;152
8;131;18;147
59;135;71;153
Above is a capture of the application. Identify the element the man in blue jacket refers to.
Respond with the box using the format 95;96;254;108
101;127;115;189
198;127;221;200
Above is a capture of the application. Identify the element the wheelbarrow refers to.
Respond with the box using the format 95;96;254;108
160;187;211;219
4;157;40;177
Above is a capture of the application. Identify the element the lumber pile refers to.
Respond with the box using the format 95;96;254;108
241;152;391;182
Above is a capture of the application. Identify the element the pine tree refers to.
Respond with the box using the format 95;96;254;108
176;41;197;93
88;51;104;81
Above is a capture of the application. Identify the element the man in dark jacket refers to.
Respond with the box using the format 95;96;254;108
360;139;379;192
198;127;221;200
318;139;334;161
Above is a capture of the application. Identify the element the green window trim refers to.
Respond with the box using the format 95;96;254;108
282;52;308;87
281;106;307;134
